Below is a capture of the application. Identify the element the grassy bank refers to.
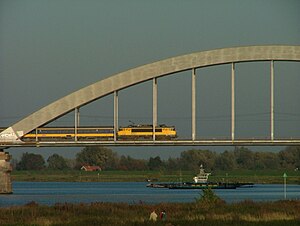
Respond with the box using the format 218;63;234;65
0;200;299;225
11;169;300;184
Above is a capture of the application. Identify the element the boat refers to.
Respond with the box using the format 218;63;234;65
146;164;253;189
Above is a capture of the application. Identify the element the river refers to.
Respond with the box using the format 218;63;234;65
0;182;299;207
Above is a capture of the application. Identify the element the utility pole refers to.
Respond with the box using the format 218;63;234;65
283;173;287;200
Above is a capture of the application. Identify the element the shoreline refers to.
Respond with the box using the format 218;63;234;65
11;169;300;184
0;200;299;225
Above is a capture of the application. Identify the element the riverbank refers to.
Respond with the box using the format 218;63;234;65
0;200;299;225
11;169;300;184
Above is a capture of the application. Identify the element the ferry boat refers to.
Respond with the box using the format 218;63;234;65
147;165;253;189
168;165;237;189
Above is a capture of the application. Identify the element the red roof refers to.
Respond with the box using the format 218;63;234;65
81;165;101;171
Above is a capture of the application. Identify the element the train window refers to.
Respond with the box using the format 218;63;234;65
132;128;152;132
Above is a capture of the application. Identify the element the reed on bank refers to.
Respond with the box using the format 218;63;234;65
0;198;299;225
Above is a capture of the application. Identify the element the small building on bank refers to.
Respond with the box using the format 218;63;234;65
80;165;101;172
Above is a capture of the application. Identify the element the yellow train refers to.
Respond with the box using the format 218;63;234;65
118;124;177;140
0;125;177;141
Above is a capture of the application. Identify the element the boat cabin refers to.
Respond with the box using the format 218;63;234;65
193;164;211;183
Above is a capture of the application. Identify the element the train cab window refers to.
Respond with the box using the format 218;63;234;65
132;128;152;133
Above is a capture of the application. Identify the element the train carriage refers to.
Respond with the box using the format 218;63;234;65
1;124;177;141
21;127;114;141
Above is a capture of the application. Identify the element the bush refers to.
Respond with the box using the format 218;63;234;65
195;188;225;207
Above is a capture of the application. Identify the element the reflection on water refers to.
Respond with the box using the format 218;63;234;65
0;182;299;207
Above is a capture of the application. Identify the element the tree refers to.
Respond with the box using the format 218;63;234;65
47;154;69;170
16;152;45;170
253;152;279;169
279;146;300;169
233;147;254;169
118;155;148;170
76;146;119;170
179;149;217;171
215;150;236;170
148;156;164;170
166;157;181;170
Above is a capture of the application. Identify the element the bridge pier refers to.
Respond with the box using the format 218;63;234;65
0;150;12;194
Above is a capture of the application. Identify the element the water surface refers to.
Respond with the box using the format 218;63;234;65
0;182;299;207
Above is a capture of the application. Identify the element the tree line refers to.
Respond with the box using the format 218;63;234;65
14;146;300;171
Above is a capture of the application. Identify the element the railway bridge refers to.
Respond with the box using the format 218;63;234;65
1;45;300;148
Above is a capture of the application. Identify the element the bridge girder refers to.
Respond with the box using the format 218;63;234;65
1;45;300;142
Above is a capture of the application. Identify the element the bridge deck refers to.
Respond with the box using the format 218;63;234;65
2;139;300;147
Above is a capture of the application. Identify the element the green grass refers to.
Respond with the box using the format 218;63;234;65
211;169;300;184
11;169;194;182
11;169;300;184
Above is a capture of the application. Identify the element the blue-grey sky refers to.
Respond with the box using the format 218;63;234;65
1;0;300;160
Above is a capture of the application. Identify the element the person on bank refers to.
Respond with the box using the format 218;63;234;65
160;210;167;221
149;210;158;221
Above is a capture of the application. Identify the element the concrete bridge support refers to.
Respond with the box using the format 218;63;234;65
0;150;12;194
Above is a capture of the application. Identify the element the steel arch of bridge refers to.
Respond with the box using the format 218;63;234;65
1;45;300;146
